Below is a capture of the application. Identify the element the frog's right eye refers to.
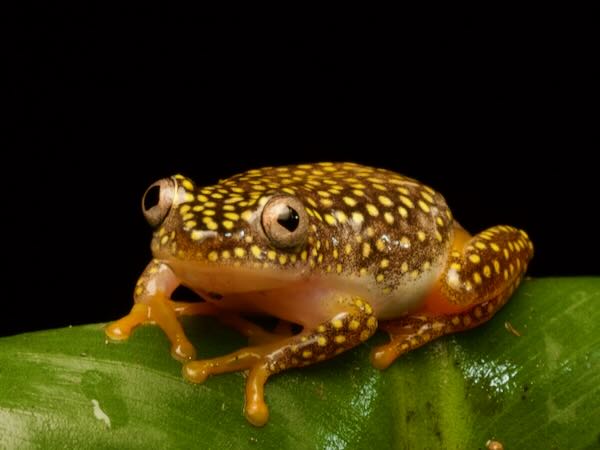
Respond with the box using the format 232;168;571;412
142;178;175;228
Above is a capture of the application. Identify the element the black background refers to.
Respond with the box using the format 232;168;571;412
8;8;597;337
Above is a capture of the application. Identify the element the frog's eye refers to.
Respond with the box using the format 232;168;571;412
142;178;175;228
261;195;309;249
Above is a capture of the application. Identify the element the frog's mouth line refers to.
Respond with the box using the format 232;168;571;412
167;259;310;297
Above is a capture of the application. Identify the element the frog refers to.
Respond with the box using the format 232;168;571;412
106;162;533;426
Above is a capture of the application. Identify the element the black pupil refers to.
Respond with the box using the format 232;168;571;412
144;185;161;211
277;206;300;232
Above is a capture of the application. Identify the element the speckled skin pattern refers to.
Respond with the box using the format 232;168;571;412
107;162;533;426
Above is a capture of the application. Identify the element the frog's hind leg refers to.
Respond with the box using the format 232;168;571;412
371;225;533;370
182;296;378;426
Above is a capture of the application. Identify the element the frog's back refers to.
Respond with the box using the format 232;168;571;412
220;162;453;316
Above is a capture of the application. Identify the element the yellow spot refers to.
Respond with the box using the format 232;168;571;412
509;263;514;275
504;269;509;280
234;247;246;258
417;231;426;242
251;245;262;259
350;211;364;225
359;330;371;341
468;254;481;264
451;262;461;270
222;220;234;230
421;191;434;203
208;251;218;262
474;307;483;319
306;197;318;207
373;183;386;190
343;197;357;207
367;316;377;328
401;262;409;273
184;220;197;229
380;259;389;268
376;274;384;282
332;319;343;329
222;205;234;211
203;210;216;216
435;231;443;242
211;193;223;199
318;254;323;264
221;250;231;260
344;243;352;255
483;265;491;277
197;194;208;202
323;214;337;225
396;186;410;195
362;242;371;258
364;303;372;314
463;315;472;327
378;195;393;207
334;335;346;344
183;192;195;203
335;263;342;274
241;210;253;221
359;268;368;277
418;200;430;213
366;204;379;217
279;254;287;265
160;235;169;245
399;195;414;208
493;259;500;273
190;230;204;240
397;206;408;219
473;272;482;285
182;213;194;221
317;325;326;333
384;212;394;224
366;227;375;237
353;189;365;197
423;261;431;271
180;205;191;214
317;336;327;346
451;251;460;258
349;320;360;331
411;270;419;279
452;316;460;326
400;236;411;248
300;250;308;261
376;239;386;252
205;221;218;231
302;350;313;359
317;190;331;198
320;198;333;207
508;241;515;252
267;250;277;261
503;248;510;260
334;211;348;223
475;241;487;250
223;212;240;221
436;217;444;227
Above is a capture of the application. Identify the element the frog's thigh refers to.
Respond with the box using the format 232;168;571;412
371;225;534;370
182;296;378;427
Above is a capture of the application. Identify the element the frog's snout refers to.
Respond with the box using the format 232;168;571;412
142;178;176;228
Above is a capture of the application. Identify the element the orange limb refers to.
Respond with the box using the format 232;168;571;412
183;296;378;426
371;225;533;370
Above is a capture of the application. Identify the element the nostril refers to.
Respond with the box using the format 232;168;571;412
143;185;161;211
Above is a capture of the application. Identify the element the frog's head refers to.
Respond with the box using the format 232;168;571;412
140;174;314;293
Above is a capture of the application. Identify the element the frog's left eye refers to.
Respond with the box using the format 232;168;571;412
142;178;176;228
261;195;308;249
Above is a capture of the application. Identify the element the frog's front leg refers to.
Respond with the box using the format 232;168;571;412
371;225;534;370
182;296;378;426
106;259;220;361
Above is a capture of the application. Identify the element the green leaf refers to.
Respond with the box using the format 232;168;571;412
1;278;598;449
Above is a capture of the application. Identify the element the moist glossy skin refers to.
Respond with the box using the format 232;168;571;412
153;163;452;319
107;162;533;426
